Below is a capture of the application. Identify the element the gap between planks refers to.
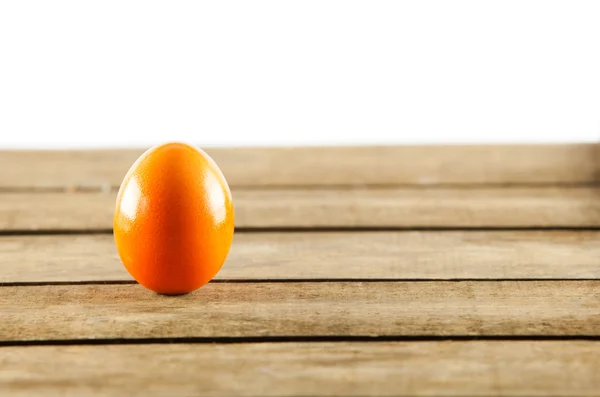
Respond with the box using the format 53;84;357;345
3;335;600;347
2;144;600;189
2;231;600;283
1;341;599;397
1;281;599;341
2;186;600;231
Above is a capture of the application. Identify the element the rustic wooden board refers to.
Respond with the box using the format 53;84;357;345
3;186;600;231
2;144;600;190
1;341;599;397
2;281;598;341
3;145;599;396
3;231;600;283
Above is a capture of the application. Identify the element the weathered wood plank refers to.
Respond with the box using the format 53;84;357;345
2;144;600;189
1;281;598;341
236;186;600;228
2;186;600;231
1;341;599;397
2;231;600;283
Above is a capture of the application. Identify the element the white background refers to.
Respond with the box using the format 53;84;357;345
1;0;599;149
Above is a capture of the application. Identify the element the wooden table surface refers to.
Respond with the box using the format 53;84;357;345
1;144;599;396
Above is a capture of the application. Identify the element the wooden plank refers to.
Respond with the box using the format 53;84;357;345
2;231;600;283
2;186;600;231
235;186;600;228
1;281;598;341
2;144;600;189
1;342;598;397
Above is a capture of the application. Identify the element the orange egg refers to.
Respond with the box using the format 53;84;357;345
113;142;234;295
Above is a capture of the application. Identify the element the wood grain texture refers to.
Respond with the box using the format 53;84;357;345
2;144;600;189
1;341;599;397
1;281;598;341
2;186;600;231
3;231;600;283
